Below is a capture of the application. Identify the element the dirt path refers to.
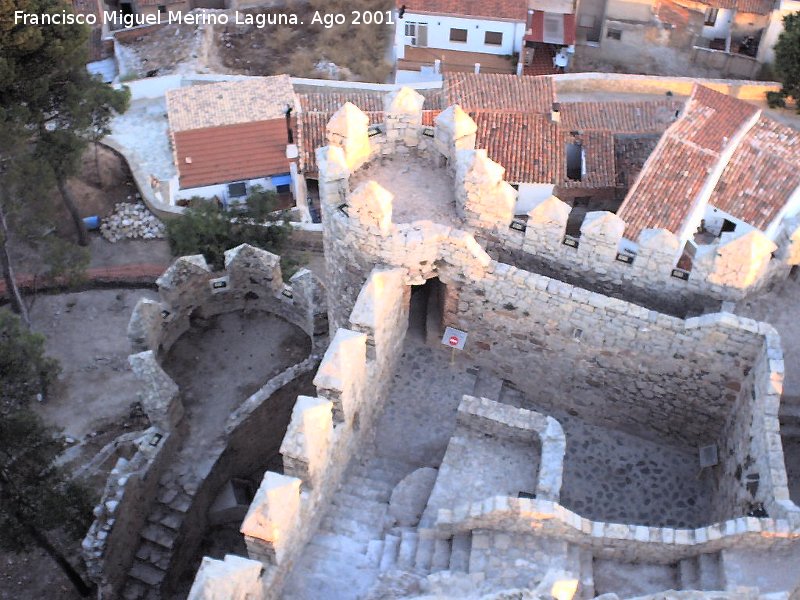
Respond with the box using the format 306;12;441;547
30;289;160;439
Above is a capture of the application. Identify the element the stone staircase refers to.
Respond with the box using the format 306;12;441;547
282;456;418;599
678;552;723;591
121;472;197;599
366;528;473;575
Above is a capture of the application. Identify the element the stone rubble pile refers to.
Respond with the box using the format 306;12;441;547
101;201;166;242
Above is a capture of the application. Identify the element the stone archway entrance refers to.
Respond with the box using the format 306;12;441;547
408;277;445;344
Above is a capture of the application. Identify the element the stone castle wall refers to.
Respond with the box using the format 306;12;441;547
84;244;327;597
307;88;800;575
317;87;800;323
237;265;410;599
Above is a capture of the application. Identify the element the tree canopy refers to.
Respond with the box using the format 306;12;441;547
166;188;291;270
773;11;800;111
0;0;129;322
0;309;59;411
0;308;94;595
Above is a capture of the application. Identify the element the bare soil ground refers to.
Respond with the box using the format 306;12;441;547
118;1;393;82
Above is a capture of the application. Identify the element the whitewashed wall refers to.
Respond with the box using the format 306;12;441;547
396;12;525;57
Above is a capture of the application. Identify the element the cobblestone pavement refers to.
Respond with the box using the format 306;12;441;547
515;398;713;528
373;339;478;468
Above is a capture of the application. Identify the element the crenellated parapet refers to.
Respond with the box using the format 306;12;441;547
128;244;327;358
315;87;800;315
220;266;410;599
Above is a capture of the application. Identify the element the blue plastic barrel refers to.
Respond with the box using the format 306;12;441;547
83;216;100;230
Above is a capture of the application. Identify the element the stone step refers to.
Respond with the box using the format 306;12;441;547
329;496;389;525
121;580;147;600
679;557;699;590
320;515;380;543
128;559;166;587
135;540;170;570
449;533;471;573
431;538;452;572
698;553;722;590
366;539;384;567
414;533;436;573
309;531;369;555
397;530;418;570
140;523;176;550
345;475;396;501
379;534;400;572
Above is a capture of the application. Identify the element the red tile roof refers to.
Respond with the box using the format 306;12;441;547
708;117;800;231
692;0;775;15
667;85;759;153
472;112;562;184
297;98;440;174
559;100;684;133
399;0;528;21
173;120;292;189
444;73;555;114
617;85;761;240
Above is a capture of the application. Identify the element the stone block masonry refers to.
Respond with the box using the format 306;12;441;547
317;89;800;318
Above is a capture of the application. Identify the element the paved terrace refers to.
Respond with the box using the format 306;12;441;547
281;333;719;599
349;154;460;227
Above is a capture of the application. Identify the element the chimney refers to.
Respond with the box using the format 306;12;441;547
551;101;561;124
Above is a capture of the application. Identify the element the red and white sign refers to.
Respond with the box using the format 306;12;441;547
441;327;468;351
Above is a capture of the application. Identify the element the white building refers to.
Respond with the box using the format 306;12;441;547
394;0;528;78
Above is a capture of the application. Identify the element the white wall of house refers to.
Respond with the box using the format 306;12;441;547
757;0;800;63
701;8;733;41
395;12;525;58
702;204;756;237
169;176;277;206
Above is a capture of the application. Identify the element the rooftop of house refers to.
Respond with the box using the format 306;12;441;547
166;75;297;133
297;91;442;175
397;0;528;21
690;0;776;15
617;84;800;241
172;119;295;190
709;116;800;231
443;73;556;115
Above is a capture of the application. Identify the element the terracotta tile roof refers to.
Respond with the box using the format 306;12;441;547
617;85;761;240
298;90;445;114
173;119;292;189
444;73;555;114
559;100;685;133
667;85;759;153
693;0;775;15
709;117;800;231
399;0;528;21
471;112;562;184
298;104;440;174
560;131;617;189
619;138;718;240
166;76;297;133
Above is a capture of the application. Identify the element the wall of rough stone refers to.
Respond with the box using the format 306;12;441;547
310;90;799;549
128;244;328;358
436;495;800;565
157;358;319;596
86;245;325;597
488;198;797;316
442;262;761;447
316;89;800;320
234;266;410;599
82;425;182;596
